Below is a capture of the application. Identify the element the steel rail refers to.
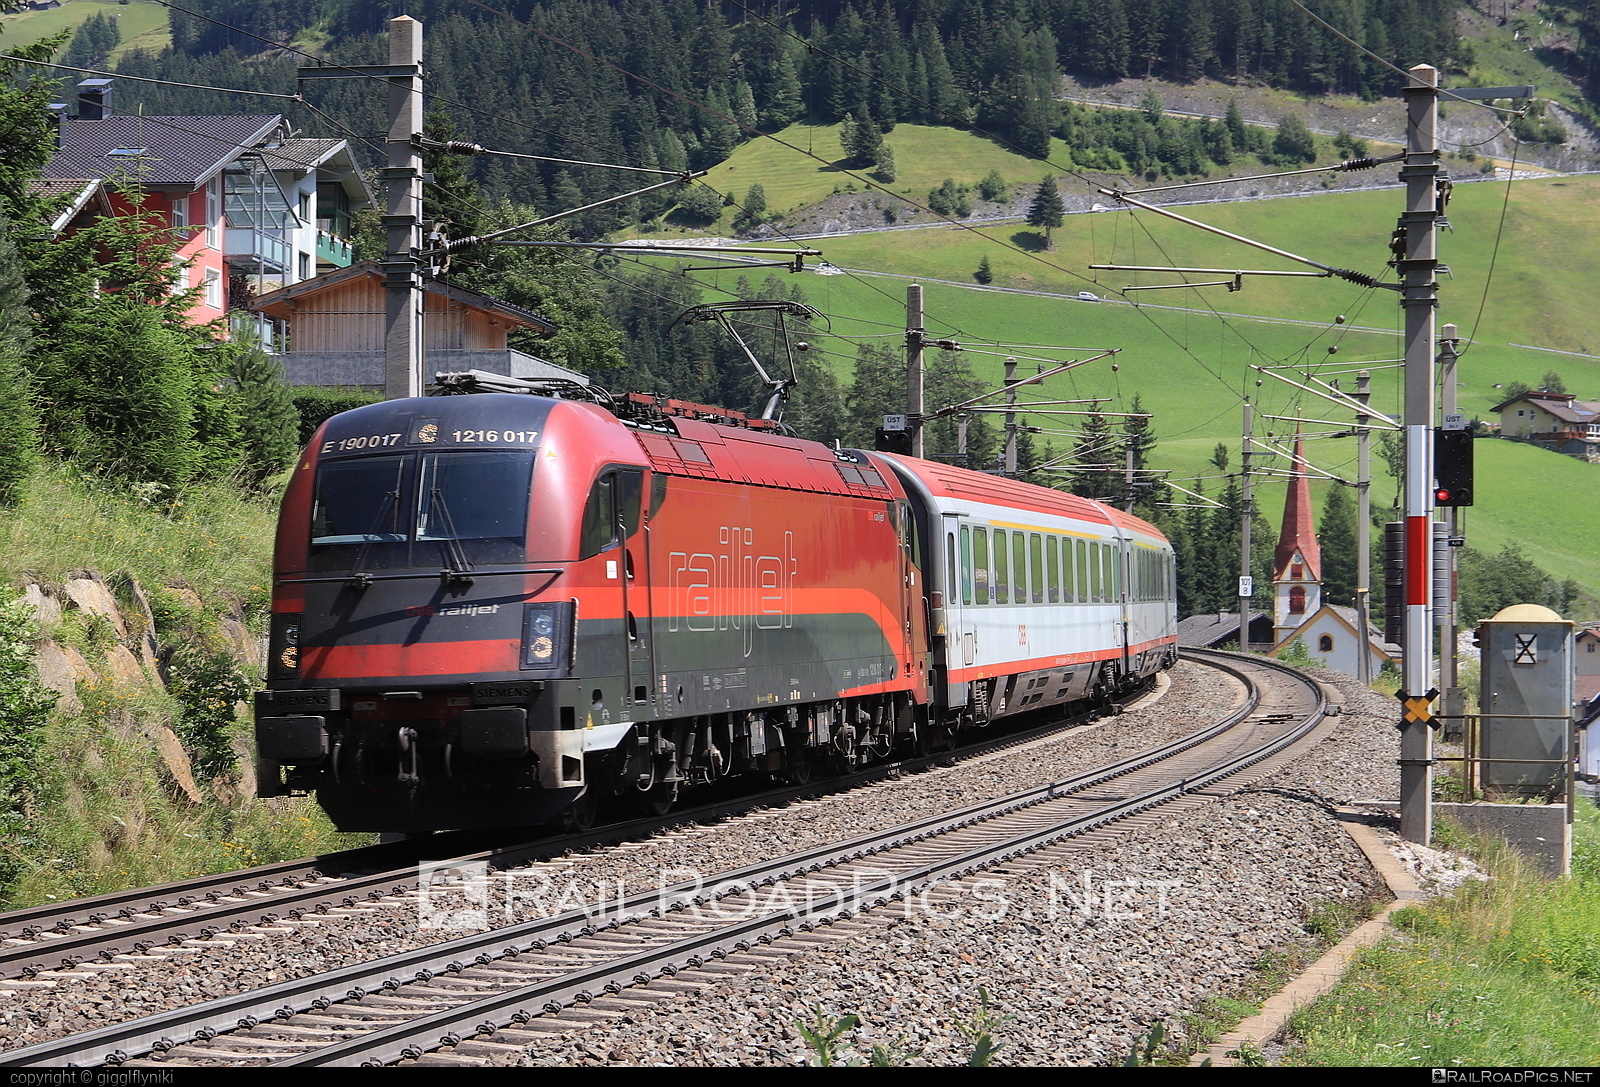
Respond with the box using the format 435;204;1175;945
287;653;1327;1068
1;654;1322;1068
0;685;1143;980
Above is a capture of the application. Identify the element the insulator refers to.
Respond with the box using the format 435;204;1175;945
1383;521;1406;645
1432;521;1453;625
1338;157;1380;171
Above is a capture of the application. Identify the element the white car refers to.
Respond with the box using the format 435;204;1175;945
1077;291;1100;302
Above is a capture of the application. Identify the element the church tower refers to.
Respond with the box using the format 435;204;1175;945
1273;432;1322;643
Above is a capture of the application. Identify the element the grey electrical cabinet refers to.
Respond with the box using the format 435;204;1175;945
1478;604;1574;797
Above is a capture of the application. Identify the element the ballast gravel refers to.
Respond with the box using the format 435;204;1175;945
0;662;1404;1065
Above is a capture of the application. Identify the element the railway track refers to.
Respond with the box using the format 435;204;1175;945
0;682;1139;984
1;651;1334;1068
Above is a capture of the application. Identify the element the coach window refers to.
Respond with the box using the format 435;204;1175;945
1111;546;1121;602
960;527;974;605
1074;538;1087;604
1046;537;1060;603
1028;534;1044;603
1013;532;1027;604
947;533;958;606
994;530;1009;604
1089;542;1102;602
973;528;989;605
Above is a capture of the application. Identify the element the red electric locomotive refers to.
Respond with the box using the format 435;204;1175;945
255;383;1176;833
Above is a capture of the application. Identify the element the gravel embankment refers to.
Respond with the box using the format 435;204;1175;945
499;668;1403;1067
0;662;1399;1064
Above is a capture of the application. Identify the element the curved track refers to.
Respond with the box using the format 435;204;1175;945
0;684;1137;982
0;651;1334;1069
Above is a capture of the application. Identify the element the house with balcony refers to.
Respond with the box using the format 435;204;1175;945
247;260;587;389
41;79;369;335
1491;389;1600;463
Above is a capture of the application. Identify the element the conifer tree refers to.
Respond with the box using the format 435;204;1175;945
1069;412;1118;500
732;184;768;232
973;254;993;285
0;209;38;508
1272;112;1317;165
224;338;299;484
760;49;804;129
1123;394;1160;512
1319;482;1358;608
61;12;120;71
926;348;995;469
843;343;906;450
1026;176;1065;244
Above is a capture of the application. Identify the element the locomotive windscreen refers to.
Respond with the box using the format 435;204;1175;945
309;450;534;571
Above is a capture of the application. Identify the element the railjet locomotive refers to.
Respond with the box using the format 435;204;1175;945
255;382;1178;832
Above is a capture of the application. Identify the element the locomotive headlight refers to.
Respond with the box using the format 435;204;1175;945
269;614;303;680
522;601;573;671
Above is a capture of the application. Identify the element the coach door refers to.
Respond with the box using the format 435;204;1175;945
617;469;655;710
943;514;974;707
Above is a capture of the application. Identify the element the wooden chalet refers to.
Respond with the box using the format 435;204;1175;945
248;260;585;389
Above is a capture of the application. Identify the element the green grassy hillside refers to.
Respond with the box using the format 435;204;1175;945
698;122;1088;223
0;0;170;60
686;132;1600;611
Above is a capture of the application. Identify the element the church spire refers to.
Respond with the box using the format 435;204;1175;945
1274;430;1321;582
1272;429;1322;643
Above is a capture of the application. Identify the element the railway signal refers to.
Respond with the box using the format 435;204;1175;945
1433;426;1474;506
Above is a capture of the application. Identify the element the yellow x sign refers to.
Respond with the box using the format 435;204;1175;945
1402;696;1434;724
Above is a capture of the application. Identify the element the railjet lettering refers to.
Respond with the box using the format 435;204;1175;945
669;528;797;656
405;603;502;618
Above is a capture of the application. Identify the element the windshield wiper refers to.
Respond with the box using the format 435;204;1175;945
425;486;476;586
347;488;400;589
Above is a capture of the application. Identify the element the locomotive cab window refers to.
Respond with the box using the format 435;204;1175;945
580;468;646;559
310;450;533;572
580;475;616;558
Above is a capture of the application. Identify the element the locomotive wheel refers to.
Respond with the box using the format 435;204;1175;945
643;781;677;816
563;785;600;832
786;744;812;785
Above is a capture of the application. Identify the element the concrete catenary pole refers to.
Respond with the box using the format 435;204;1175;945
384;16;425;401
906;283;925;458
1355;370;1374;685
1399;64;1442;845
1238;397;1254;654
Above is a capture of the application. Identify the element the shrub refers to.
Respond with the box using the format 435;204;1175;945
291;388;383;445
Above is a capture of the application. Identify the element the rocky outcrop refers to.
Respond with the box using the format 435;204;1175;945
13;574;256;807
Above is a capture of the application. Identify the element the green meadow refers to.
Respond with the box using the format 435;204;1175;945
688;137;1600;609
0;0;170;60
